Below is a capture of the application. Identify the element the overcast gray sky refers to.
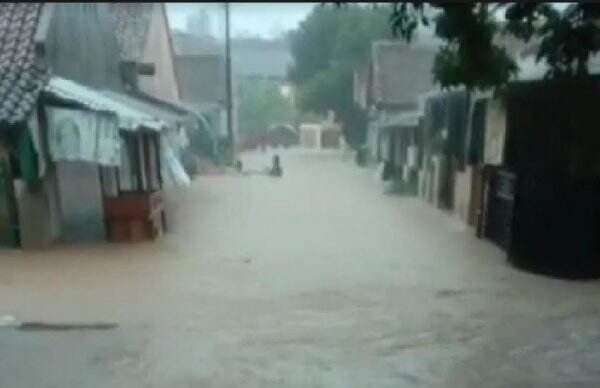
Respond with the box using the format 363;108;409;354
166;3;316;39
166;3;574;40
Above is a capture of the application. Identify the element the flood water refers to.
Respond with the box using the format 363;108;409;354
2;149;600;387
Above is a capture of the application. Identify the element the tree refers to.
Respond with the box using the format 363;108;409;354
388;2;600;90
505;3;600;78
237;78;296;140
288;4;392;148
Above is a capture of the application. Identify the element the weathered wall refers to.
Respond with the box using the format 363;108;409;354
0;144;19;247
453;166;473;225
174;55;225;105
138;5;180;103
484;99;506;166
55;161;104;243
299;125;320;149
16;168;62;249
45;3;124;92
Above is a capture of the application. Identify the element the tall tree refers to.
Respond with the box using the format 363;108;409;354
288;4;392;148
237;78;296;140
389;2;600;90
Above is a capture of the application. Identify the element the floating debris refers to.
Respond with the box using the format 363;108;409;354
18;322;118;331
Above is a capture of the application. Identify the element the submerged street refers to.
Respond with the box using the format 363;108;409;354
2;150;600;387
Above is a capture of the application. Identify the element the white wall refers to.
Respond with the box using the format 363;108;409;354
484;99;507;166
138;4;180;104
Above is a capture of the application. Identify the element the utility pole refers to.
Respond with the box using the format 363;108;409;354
224;2;234;165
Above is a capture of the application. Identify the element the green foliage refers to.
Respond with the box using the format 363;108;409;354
505;3;600;78
287;5;341;85
391;3;519;91
288;4;392;147
390;2;600;89
296;66;352;114
237;78;296;138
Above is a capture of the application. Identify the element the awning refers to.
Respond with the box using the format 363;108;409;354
100;90;188;129
101;90;215;153
44;77;166;132
160;136;191;187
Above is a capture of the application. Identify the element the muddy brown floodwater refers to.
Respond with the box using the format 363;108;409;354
1;149;600;387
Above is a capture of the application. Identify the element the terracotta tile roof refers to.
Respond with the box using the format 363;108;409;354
0;3;49;124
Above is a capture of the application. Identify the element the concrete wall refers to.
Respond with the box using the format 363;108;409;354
372;41;436;108
300;127;319;149
484;99;507;166
0;145;18;247
299;124;321;149
366;124;379;162
55;161;105;243
45;3;124;92
174;55;225;105
453;166;473;225
16;169;63;249
138;5;180;104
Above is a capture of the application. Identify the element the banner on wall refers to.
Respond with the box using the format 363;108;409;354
45;107;120;166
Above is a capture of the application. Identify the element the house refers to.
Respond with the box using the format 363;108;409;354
44;77;167;244
231;37;291;80
108;3;216;171
299;112;343;150
108;3;180;104
0;3;50;248
170;30;228;153
415;33;532;226
0;3;191;248
359;40;437;192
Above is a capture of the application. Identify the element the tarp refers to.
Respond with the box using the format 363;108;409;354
45;77;166;132
160;137;190;187
45;107;121;166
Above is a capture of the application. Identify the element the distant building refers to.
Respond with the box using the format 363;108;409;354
186;9;213;38
299;112;343;150
170;30;230;146
357;39;437;166
230;37;292;81
108;3;180;103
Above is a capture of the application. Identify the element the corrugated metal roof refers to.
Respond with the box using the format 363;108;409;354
101;89;184;127
45;77;165;131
